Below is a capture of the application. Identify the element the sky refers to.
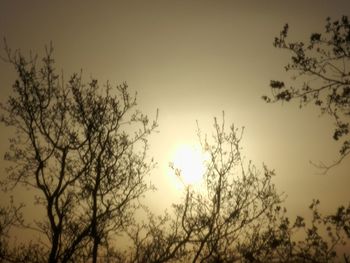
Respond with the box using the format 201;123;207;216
0;0;349;229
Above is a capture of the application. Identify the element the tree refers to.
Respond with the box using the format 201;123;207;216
124;117;350;263
0;44;157;262
177;118;282;262
1;42;349;262
263;16;350;171
241;199;350;262
259;16;350;261
0;198;48;263
125;116;283;262
0;199;23;262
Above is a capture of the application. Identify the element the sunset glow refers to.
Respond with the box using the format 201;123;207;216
168;144;208;188
1;1;350;260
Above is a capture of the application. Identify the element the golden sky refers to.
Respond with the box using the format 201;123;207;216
1;0;349;221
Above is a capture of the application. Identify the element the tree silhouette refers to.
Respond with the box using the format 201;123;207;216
179;118;281;262
242;199;350;262
0;44;157;262
263;16;350;171
0;199;23;261
1;43;349;262
125;117;282;262
124;117;350;263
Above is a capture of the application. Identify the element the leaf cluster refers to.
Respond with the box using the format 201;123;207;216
263;16;350;167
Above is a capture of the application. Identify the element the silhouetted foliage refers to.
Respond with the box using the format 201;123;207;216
244;200;350;262
122;117;280;262
0;199;22;261
122;117;350;263
1;43;349;262
178;118;281;262
0;199;47;263
0;44;157;262
263;16;350;171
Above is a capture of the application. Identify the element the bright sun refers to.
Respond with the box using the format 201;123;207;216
169;143;208;188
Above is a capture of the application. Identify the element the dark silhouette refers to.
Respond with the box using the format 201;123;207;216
126;117;282;262
0;44;157;262
0;44;349;262
124;117;350;262
263;16;350;172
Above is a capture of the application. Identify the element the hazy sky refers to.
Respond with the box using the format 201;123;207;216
1;0;349;220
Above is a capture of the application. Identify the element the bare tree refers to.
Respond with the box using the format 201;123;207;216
125;117;350;263
0;199;23;262
1;40;349;262
181;117;281;262
124;208;192;263
0;44;157;262
125;116;282;262
237;199;350;262
263;16;350;171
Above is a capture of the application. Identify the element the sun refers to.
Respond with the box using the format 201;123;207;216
168;143;208;188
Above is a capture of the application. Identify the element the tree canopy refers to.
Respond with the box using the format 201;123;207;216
0;30;350;262
263;16;350;170
0;44;157;262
